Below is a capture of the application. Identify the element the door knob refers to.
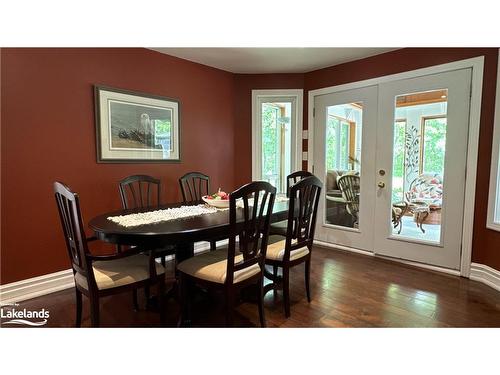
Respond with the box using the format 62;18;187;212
377;181;385;188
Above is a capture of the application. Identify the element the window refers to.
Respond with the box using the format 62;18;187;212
487;49;500;231
420;116;447;175
252;89;303;195
326;114;356;171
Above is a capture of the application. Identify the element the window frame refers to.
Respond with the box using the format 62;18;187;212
419;115;447;175
486;49;500;231
326;113;353;171
251;89;304;193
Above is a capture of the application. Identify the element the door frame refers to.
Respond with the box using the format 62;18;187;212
251;89;304;183
307;57;485;277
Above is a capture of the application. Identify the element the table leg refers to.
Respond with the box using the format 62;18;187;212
175;242;195;263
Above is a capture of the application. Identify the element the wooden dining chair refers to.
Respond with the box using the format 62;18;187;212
179;171;210;205
54;181;166;327
269;170;313;237
177;181;276;327
119;174;177;266
178;171;222;251
119;174;177;309
264;175;322;318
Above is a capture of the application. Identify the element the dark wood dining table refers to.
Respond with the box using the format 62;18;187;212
88;200;290;263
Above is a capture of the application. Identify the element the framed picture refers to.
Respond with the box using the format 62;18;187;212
94;85;181;163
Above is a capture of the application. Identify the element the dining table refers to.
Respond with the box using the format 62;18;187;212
88;200;290;263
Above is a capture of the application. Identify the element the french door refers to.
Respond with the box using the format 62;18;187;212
313;68;472;269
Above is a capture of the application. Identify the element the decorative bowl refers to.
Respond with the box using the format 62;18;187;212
202;195;230;209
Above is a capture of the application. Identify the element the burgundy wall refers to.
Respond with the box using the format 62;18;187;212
304;48;500;270
1;48;236;284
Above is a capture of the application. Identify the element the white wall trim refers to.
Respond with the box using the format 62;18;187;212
314;240;461;276
0;269;75;305
470;262;500;292
252;89;304;184
308;56;485;278
0;241;216;305
486;49;500;232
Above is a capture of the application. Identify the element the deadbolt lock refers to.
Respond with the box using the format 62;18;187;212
377;181;386;188
379;169;386;176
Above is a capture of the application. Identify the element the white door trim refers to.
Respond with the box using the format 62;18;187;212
308;56;485;277
252;89;303;182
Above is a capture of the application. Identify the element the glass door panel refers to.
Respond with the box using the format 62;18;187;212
390;89;447;243
374;69;471;269
324;103;362;229
313;86;377;252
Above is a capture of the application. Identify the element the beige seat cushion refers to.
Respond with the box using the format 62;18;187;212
75;254;165;291
266;239;309;262
177;248;261;284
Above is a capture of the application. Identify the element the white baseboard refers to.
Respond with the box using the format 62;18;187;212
0;269;75;305
313;240;461;276
0;241;216;305
470;262;500;292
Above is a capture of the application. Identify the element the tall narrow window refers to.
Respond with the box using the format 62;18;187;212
252;90;303;195
487;49;500;231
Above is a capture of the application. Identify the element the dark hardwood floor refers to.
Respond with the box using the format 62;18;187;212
3;245;500;327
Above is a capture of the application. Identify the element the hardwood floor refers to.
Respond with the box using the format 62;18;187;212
2;245;500;327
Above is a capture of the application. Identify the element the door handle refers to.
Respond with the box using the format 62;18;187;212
377;181;385;188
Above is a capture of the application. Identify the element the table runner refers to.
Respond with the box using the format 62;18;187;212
107;204;225;227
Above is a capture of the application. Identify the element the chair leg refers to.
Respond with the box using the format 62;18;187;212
283;267;291;318
210;240;217;251
75;288;82;328
177;273;190;327
90;296;100;328
272;265;278;298
257;279;266;328
157;280;167;327
132;289;139;311
305;259;311;303
161;256;166;267
225;289;234;327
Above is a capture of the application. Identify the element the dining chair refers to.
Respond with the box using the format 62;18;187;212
119;174;177;309
178;172;220;251
119;174;177;266
177;181;276;327
54;181;166;327
337;174;360;228
264;175;322;318
269;170;313;237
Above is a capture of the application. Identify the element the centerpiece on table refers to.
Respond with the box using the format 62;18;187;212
202;188;230;208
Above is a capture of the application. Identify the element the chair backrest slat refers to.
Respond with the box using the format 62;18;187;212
285;176;322;257
54;182;91;276
179;172;210;205
119;175;161;210
286;170;313;197
226;181;276;284
337;174;360;219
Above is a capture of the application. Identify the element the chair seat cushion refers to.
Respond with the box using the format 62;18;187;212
266;240;310;262
177;248;261;284
75;254;165;291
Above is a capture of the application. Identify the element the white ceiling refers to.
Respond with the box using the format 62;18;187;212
150;48;398;74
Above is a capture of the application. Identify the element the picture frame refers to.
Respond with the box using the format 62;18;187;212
94;85;181;163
